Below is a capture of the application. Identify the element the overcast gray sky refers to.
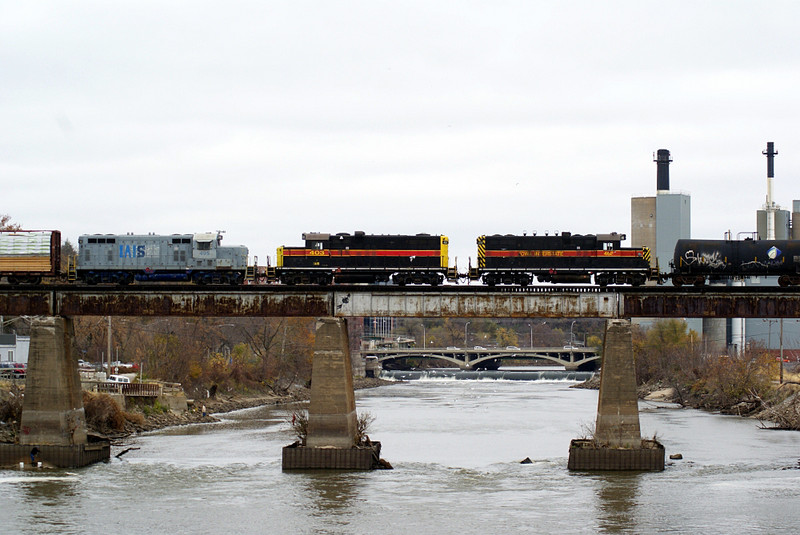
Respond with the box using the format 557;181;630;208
3;1;800;264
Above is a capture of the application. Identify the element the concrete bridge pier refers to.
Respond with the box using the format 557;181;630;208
568;319;664;471
0;317;109;468
283;317;383;470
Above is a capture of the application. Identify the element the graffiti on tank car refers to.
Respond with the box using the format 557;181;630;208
683;249;727;269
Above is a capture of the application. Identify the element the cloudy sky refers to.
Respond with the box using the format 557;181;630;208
3;1;800;264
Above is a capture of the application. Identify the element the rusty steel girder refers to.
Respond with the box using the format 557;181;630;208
622;293;800;318
2;286;800;319
0;292;53;316
55;291;332;317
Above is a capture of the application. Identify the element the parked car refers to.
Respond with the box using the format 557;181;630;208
0;362;26;378
106;374;131;384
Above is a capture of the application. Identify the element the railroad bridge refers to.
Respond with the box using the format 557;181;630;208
1;284;799;469
1;284;798;318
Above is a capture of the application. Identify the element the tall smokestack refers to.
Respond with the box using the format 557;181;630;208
654;149;672;192
762;141;779;239
764;141;777;178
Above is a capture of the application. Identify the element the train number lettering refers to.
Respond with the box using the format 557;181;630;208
119;245;146;258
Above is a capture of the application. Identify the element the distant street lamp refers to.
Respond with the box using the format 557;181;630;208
465;321;471;347
569;320;577;349
528;323;533;348
422;323;426;350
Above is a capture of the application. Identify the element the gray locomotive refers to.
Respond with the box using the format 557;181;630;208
77;232;248;285
672;238;800;287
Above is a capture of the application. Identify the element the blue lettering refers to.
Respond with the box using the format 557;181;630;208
124;245;133;258
137;245;146;258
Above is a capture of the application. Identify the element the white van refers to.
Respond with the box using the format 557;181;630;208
107;374;131;384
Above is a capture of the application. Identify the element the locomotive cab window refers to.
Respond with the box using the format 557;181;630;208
310;241;324;250
196;241;212;251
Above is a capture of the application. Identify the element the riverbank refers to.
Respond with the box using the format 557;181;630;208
572;374;800;430
0;377;397;442
121;377;395;435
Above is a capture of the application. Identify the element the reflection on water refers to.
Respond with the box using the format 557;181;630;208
594;473;641;534
300;472;363;516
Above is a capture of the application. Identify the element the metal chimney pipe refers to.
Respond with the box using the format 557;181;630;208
654;149;672;192
763;141;777;178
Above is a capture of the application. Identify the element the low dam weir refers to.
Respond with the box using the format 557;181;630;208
380;369;596;381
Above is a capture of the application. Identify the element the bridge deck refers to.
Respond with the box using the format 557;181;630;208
0;284;798;318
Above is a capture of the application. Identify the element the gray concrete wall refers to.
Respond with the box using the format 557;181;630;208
20;317;88;446
593;319;641;448
306;318;357;448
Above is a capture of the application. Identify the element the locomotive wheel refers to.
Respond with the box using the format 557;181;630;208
693;277;706;287
779;275;792;287
672;276;684;287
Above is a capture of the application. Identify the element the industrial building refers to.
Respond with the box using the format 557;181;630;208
631;149;691;273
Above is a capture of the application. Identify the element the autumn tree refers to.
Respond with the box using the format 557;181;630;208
0;214;20;231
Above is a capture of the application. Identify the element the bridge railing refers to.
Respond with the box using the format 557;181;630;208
85;381;163;397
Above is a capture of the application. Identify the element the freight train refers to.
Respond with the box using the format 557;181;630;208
0;230;248;285
1;229;799;287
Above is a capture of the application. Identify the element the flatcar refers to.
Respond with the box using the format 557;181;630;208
0;230;61;284
471;232;653;286
672;238;800;287
276;231;451;285
77;232;248;285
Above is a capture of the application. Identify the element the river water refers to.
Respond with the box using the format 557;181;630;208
4;376;800;534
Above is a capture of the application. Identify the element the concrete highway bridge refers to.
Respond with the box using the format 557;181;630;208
1;283;799;470
362;346;600;371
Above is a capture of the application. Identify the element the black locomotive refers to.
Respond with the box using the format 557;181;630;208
470;232;653;286
672;238;800;287
276;232;451;285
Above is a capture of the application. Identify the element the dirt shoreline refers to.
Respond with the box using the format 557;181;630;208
0;377;396;443
571;375;800;430
113;377;396;439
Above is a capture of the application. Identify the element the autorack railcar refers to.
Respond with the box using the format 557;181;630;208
672;238;800;287
472;232;653;286
276;231;451;285
77;232;248;285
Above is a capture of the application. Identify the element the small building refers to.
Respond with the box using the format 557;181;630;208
0;333;30;364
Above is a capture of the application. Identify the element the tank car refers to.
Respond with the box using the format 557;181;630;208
0;230;61;284
672;238;800;287
276;231;450;285
77;232;248;285
472;232;652;286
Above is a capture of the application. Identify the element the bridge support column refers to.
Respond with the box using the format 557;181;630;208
0;317;109;468
568;319;664;471
306;318;357;448
283;318;384;470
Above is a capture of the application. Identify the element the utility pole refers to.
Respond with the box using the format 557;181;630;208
780;319;784;384
107;316;112;376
